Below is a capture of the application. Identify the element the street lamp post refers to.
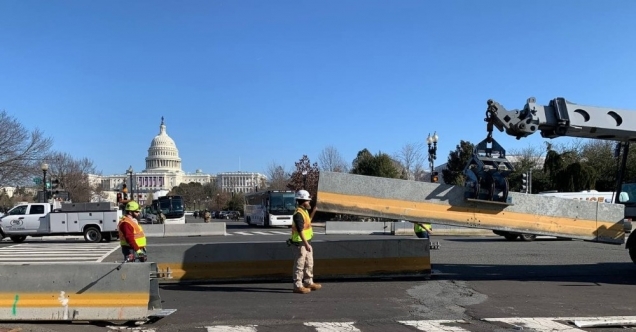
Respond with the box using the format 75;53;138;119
302;170;308;189
41;163;49;203
127;166;134;200
427;132;439;182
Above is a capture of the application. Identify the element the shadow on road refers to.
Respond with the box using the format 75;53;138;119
161;284;290;293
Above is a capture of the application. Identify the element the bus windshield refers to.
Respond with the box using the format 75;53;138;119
268;192;296;215
159;196;185;218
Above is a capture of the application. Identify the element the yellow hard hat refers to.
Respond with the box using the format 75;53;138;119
125;201;141;212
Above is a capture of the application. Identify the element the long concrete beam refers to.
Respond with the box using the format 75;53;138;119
0;262;163;321
316;172;626;244
151;238;430;283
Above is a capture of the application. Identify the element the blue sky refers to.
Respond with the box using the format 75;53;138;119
1;1;635;176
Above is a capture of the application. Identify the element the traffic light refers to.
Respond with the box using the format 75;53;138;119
431;171;439;183
521;172;528;193
51;179;60;189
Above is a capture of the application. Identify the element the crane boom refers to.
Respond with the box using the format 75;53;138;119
486;97;636;142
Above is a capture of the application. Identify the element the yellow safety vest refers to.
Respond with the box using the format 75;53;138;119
414;222;432;233
291;207;313;242
118;216;147;248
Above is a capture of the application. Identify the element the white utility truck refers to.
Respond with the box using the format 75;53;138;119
0;201;121;243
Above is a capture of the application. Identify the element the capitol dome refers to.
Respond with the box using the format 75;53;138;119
145;117;182;172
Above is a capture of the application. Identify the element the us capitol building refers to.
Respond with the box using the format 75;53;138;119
98;117;267;205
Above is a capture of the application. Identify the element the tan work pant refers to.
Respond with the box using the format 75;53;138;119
293;244;314;288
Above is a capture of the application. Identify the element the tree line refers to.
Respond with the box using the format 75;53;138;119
0;110;103;209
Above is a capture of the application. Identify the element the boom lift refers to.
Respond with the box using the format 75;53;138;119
479;97;636;257
315;97;635;262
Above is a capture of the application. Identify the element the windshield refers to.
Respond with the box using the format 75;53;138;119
269;193;296;215
621;183;636;205
159;196;184;217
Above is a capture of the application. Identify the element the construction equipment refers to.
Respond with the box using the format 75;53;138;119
315;97;636;262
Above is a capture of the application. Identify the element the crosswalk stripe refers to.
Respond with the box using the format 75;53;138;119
0;242;120;263
205;325;257;332
233;232;254;235
270;231;289;234
483;317;583;331
399;320;470;331
304;322;360;331
252;232;273;235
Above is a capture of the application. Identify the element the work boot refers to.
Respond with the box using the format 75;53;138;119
305;283;322;291
293;286;311;294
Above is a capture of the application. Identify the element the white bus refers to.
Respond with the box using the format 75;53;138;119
244;190;296;227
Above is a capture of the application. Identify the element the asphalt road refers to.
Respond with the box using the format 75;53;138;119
3;224;636;332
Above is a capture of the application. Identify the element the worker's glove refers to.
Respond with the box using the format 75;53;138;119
126;253;135;262
136;248;147;262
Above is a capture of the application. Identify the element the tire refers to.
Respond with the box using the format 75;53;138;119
10;235;27;243
629;246;636;264
83;226;102;243
519;234;537;241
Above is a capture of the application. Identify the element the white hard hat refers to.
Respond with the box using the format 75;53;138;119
295;190;312;201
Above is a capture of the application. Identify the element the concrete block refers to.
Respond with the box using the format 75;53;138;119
143;224;165;237
317;172;626;244
0;262;159;321
163;223;225;237
150;238;430;283
325;221;392;234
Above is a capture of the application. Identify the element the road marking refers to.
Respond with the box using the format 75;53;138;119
252;232;273;235
304;322;361;331
233;232;254;235
270;231;289;234
399;320;470;331
99;243;122;262
206;325;257;332
106;326;155;331
483;317;583;331
0;242;120;263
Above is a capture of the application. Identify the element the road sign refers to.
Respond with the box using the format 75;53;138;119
33;177;42;184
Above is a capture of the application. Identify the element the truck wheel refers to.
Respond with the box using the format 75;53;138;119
9;236;27;243
519;234;537;241
84;227;102;243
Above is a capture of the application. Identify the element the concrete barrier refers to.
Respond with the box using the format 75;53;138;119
325;221;393;234
150;238;430;283
143;224;165;237
325;221;496;236
142;223;225;237
317;172;626;244
392;221;495;236
164;223;225;237
0;262;163;321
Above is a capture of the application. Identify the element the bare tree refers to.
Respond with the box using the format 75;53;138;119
0;110;53;187
45;151;101;202
318;145;349;172
393;142;424;180
266;161;290;190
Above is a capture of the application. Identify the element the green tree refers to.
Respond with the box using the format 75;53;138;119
543;143;596;192
442;140;474;186
170;182;205;210
350;149;400;179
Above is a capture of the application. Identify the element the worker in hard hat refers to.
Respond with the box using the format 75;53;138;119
414;222;433;239
118;201;148;262
290;189;322;294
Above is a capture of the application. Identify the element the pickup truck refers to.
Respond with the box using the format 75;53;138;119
0;201;121;243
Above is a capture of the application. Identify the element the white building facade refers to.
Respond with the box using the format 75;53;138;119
97;117;265;204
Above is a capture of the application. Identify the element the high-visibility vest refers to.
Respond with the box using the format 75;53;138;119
118;216;147;248
414;222;432;233
291;207;313;242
